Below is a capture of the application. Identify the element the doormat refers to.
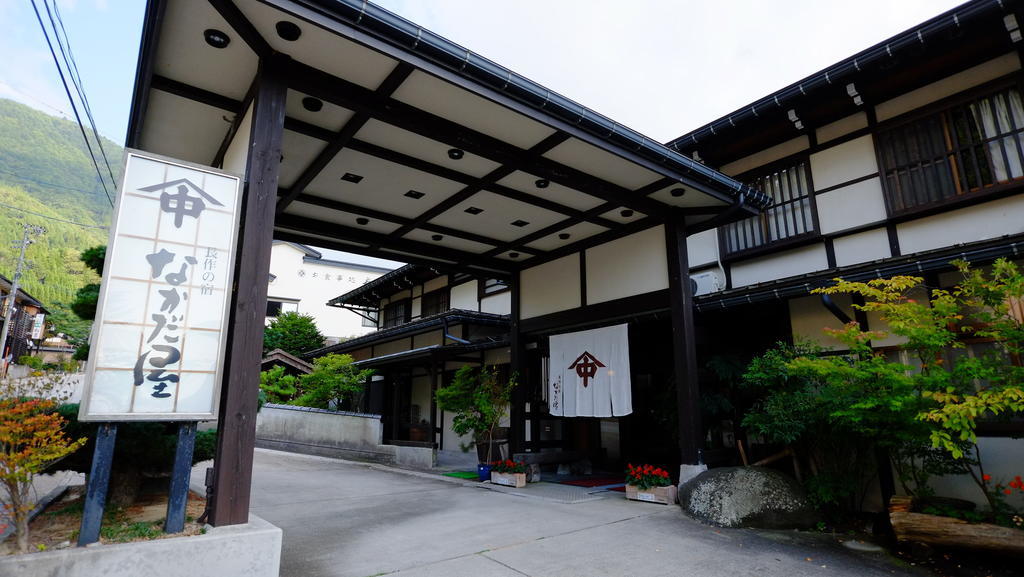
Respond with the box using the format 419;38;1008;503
443;471;479;480
558;477;624;488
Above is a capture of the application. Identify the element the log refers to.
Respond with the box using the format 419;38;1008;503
889;497;1024;556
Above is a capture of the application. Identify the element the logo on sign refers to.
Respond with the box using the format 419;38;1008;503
568;351;605;388
138;178;224;228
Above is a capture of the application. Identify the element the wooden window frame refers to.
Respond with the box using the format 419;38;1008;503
420;287;450;317
875;75;1024;219
719;157;820;260
382;298;411;329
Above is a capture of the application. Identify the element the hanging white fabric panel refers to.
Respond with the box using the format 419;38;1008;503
548;323;632;417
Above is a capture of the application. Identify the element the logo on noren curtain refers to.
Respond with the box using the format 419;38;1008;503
568;351;605;388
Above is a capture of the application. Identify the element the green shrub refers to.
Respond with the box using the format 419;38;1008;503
291;353;373;410
17;355;43;369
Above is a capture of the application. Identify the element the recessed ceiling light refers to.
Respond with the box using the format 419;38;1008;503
203;29;230;49
447;148;464;160
509;252;520;259
302;97;323;112
558;233;571;240
620;209;634;218
356;217;369;226
510;220;529;227
670;188;686;197
341;173;363;183
431;234;444;241
404;190;425;199
464;206;483;215
276;21;302;41
535;179;549;189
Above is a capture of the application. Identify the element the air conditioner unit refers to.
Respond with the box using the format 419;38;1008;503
690;270;724;296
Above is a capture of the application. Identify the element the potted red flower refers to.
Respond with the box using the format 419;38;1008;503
490;459;527;488
624;463;676;505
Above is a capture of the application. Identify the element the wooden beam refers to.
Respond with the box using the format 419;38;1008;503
209;53;289;527
274;213;514;274
276;63;413;212
212;76;258;168
125;0;167;148
207;0;273;57
283;60;670;217
665;220;702;465
285;192;537;253
151;74;240;112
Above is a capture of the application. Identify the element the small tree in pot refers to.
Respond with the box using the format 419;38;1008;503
435;365;516;479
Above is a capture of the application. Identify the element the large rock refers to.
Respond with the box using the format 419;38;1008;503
678;466;818;529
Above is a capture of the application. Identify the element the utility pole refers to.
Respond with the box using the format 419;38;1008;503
0;223;45;367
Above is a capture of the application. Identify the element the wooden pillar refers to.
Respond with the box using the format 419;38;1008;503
428;357;439;448
209;54;288;526
508;272;524;455
665;220;702;465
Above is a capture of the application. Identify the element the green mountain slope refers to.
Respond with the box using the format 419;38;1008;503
0;98;117;338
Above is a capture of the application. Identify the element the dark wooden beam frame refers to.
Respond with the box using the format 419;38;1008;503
210;53;289;526
125;0;167;148
207;0;273;57
665;220;702;465
274;213;514;274
283;60;671;217
276;63;414;212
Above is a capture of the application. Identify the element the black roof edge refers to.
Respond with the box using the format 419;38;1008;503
285;0;771;211
304;308;510;358
666;0;1006;150
327;263;433;307
0;274;47;311
695;232;1024;311
353;338;509;368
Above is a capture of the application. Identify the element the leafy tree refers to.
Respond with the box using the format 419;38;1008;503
263;311;325;356
291;354;373;410
435;365;516;462
259;365;299;404
749;260;1024;520
0;376;86;553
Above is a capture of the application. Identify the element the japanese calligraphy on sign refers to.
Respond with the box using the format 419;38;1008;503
79;150;242;421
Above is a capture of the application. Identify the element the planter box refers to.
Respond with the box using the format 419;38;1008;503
490;471;527;488
625;484;677;505
889;496;1024;556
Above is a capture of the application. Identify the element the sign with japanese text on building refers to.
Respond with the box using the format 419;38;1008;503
30;313;46;340
79;150;242;421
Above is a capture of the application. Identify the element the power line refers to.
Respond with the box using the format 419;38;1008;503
0;166;111;197
47;0;118;191
29;0;114;209
0;199;107;230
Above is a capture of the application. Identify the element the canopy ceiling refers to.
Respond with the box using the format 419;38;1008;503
128;0;771;277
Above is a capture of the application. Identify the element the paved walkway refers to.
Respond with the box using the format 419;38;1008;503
196;449;925;577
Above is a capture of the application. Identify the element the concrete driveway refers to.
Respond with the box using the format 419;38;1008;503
206;450;923;577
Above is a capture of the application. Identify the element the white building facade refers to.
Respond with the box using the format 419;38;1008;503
267;242;393;343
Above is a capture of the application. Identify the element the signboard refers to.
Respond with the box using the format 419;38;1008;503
30;313;45;340
547;323;632;417
80;150;242;421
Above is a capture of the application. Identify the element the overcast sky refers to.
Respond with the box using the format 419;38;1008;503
0;0;966;268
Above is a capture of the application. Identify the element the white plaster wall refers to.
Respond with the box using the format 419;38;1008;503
896;195;1024;255
816;111;868;145
833;228;892;267
586;226;669;305
373;338;410;357
809;135;878;191
412;330;443;349
924;437;1024;509
789;293;855;350
484;347;510;365
876;52;1020;122
267;243;391;340
424;275;449;293
410;297;421;319
730;244;830;287
222;104;252;175
450;280;479;310
481;290;511;315
520;254;581;319
686;229;719;269
815;177;888;234
720;136;810;176
442;405;473;452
